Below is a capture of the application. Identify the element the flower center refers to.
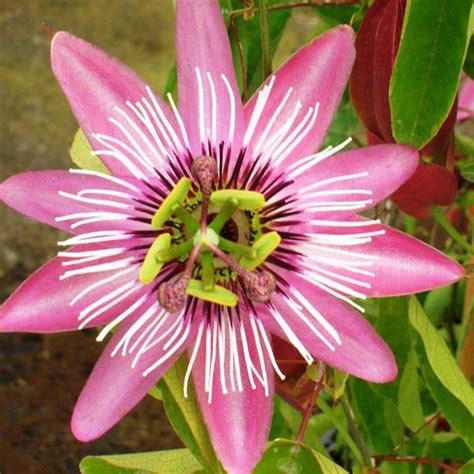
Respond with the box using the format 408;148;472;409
139;156;281;312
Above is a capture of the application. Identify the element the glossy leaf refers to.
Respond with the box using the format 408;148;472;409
70;129;109;174
254;439;348;474
157;355;223;473
390;0;472;148
79;449;204;474
409;296;474;450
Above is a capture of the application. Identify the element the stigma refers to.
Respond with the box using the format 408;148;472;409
138;155;279;312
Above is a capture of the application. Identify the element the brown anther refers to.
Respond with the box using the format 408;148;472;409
191;156;217;195
243;270;276;303
158;276;189;313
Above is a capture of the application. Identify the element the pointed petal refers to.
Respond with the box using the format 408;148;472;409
354;223;463;296
292;144;418;218
191;315;273;474
0;171;148;233
245;26;355;167
51;32;180;177
259;279;397;383
0;249;142;333
176;0;245;154
72;310;195;441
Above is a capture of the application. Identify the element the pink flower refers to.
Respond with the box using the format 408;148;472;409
0;1;463;472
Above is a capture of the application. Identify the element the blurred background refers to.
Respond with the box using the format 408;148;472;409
0;2;317;472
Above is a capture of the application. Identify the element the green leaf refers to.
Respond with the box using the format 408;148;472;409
390;0;472;148
426;433;473;462
398;348;427;435
79;449;204;474
459;458;474;474
464;35;474;79
409;296;474;450
158;355;223;473
313;5;359;28
371;297;412;404
254;439;348;474
70;129;109;174
350;378;397;454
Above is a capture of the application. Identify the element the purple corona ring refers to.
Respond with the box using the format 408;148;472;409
0;1;464;473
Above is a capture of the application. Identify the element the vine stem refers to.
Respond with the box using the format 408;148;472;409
373;455;457;472
257;0;272;80
339;394;373;467
295;362;324;442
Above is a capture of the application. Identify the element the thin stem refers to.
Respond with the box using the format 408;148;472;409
373;455;456;473
317;398;363;464
230;8;250;101
296;363;324;442
257;0;272;80
391;413;439;453
430;206;474;253
339;394;373;467
268;0;359;11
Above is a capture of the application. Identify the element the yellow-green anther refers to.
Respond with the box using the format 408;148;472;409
139;233;172;284
240;231;281;270
172;204;199;233
209;197;239;233
186;279;238;307
156;238;194;263
210;189;266;210
219;237;257;260
200;251;215;291
151;177;192;229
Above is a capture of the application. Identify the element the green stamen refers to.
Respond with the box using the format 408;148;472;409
172;204;199;233
151;177;192;229
209;197;239;233
139;233;171;284
200;251;215;290
186;279;238;307
156;238;194;263
219;237;257;260
210;189;266;210
240;231;281;270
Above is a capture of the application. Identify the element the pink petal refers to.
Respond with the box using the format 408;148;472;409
176;0;245;154
352;222;463;297
458;76;474;122
245;26;355;167
72;312;195;442
191;316;273;474
0;249;142;333
51;32;179;177
0;171;148;233
292;144;418;219
259;279;397;383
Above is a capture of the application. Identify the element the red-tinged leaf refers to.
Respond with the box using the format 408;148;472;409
391;161;458;219
372;0;405;143
350;0;390;136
